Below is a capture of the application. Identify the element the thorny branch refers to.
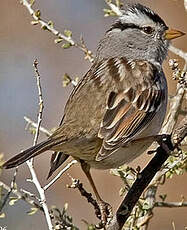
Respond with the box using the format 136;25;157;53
67;177;101;219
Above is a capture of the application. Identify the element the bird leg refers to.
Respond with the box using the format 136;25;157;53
80;161;113;226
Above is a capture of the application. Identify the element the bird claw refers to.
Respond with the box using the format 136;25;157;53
96;200;113;228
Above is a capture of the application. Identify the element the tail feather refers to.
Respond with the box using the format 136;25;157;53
3;139;55;169
47;152;69;179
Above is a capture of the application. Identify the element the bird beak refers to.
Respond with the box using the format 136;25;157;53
165;29;185;40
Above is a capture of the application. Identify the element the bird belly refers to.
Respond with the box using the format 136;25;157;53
88;141;151;169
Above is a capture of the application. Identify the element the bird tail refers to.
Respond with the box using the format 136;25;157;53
3;139;56;169
47;151;69;179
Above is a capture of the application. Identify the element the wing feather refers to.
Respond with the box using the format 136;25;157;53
96;58;165;161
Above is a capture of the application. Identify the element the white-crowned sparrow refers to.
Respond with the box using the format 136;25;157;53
3;3;185;224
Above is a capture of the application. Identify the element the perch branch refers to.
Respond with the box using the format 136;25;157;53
107;115;187;230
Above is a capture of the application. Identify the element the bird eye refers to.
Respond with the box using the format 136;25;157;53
142;26;154;34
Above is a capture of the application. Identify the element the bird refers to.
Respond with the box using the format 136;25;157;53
3;3;184;224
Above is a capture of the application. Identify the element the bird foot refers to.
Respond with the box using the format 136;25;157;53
95;200;113;228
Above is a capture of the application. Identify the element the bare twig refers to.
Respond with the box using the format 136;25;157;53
20;0;94;62
0;168;18;212
32;59;44;147
105;0;123;16
67;176;101;220
20;188;40;202
161;84;186;135
79;35;94;63
172;221;176;230
24;116;52;137
0;181;43;212
20;0;75;46
155;201;187;208
43;160;77;191
26;59;53;230
169;45;187;65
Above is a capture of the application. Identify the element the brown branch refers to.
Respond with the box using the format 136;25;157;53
107;115;187;230
67;176;101;220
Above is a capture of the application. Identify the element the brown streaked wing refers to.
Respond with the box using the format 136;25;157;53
96;59;163;161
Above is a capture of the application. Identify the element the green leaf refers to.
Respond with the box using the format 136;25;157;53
31;20;39;25
103;9;116;17
54;38;63;44
30;0;35;6
62;43;72;49
34;10;41;18
0;212;5;218
9;197;19;206
142;201;152;210
48;20;54;28
64;29;72;38
41;25;49;31
62;73;71;87
87;224;96;230
27;207;38;215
